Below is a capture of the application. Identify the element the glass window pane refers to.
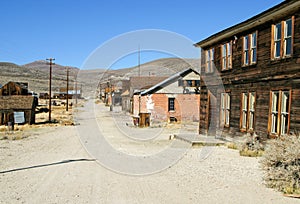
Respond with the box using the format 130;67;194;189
226;110;230;125
271;114;278;134
223;58;226;69
281;114;287;135
251;48;257;63
252;32;257;47
242;112;247;128
249;112;254;129
272;92;279;112
168;98;175;111
243;93;248;109
245;50;249;65
285;38;292;56
222;44;226;57
207;50;210;61
281;91;289;113
275;42;281;58
285;19;292;37
226;94;230;109
244;36;249;50
275;23;282;40
249;93;255;110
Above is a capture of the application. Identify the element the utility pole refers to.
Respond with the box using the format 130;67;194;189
138;45;141;77
46;58;55;122
66;67;69;111
75;75;78;105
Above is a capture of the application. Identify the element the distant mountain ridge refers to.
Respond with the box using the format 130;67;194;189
0;58;200;97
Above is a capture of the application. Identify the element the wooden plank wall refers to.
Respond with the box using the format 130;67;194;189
199;10;300;140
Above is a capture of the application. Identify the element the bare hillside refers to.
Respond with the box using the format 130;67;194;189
0;58;200;97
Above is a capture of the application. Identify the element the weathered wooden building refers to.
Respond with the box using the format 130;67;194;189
133;68;200;126
0;82;37;125
0;81;29;96
194;0;300;140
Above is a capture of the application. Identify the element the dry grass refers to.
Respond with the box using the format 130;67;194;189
239;149;264;157
0;99;84;139
261;134;300;195
238;135;264;157
36;99;75;126
0;131;29;140
226;142;238;150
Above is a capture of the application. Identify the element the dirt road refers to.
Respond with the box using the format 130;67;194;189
0;100;297;203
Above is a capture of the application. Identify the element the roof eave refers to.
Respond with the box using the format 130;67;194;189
194;0;300;48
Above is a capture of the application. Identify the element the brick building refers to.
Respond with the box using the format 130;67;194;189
133;68;200;126
121;76;167;113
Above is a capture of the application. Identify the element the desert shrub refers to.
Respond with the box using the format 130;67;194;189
239;135;264;157
261;134;300;194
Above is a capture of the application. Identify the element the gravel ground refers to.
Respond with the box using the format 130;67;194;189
0;101;298;204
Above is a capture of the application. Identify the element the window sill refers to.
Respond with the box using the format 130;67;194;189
268;133;278;139
270;55;293;63
204;71;215;75
241;63;257;68
240;128;247;133
221;68;232;72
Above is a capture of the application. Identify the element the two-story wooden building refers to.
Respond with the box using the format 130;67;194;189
195;0;300;140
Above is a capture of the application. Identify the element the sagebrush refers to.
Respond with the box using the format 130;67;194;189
239;135;264;157
261;134;300;194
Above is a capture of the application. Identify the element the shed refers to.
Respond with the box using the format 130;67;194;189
0;96;37;125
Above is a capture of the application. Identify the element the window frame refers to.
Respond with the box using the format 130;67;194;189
268;90;292;137
271;17;294;60
242;31;257;66
168;98;175;112
221;41;232;70
205;48;214;73
240;92;256;132
220;92;230;128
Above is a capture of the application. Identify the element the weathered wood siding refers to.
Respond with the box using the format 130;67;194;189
199;8;300;140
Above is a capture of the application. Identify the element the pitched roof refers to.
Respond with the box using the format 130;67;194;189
194;0;300;48
130;76;168;90
0;96;35;110
121;89;130;96
141;68;199;96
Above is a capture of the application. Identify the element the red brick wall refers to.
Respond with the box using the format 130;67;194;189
143;94;200;123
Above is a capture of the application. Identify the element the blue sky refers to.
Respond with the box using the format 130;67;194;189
0;0;282;69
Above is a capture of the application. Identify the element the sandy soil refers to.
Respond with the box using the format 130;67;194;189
0;101;298;204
